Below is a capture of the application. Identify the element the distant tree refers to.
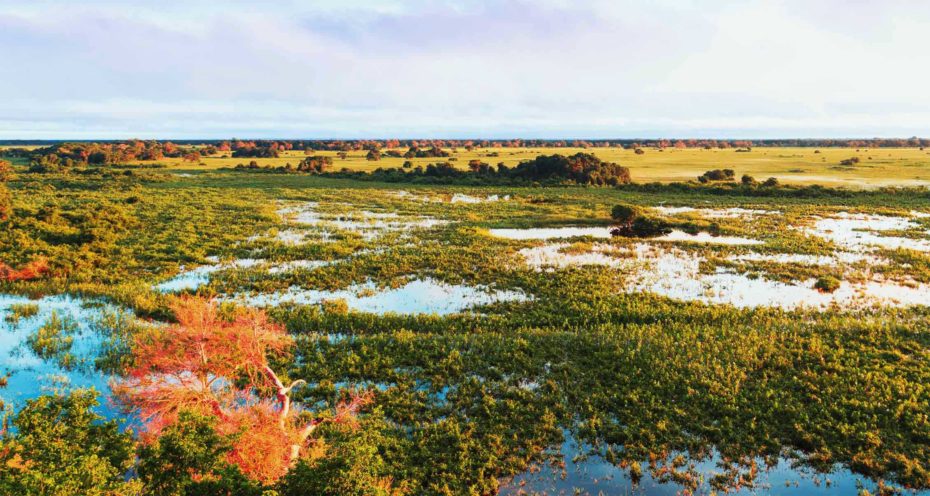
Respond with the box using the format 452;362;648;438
468;159;491;174
114;297;370;485
762;177;779;187
296;157;332;174
741;174;757;186
509;153;631;185
366;149;381;161
697;169;735;183
182;152;202;163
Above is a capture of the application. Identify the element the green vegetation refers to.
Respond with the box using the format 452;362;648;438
698;168;736;183
0;390;139;495
8;140;930;188
26;312;78;369
1;147;929;494
4;303;39;325
814;275;842;293
610;203;671;237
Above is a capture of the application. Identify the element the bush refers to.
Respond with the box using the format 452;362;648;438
697;169;736;183
137;411;261;496
0;390;139;495
840;157;861;166
611;203;642;225
610;203;671;238
814;276;841;293
629;216;672;237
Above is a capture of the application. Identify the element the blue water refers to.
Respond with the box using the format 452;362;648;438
499;432;926;495
0;294;129;418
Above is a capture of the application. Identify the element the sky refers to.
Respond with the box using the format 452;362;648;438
1;0;929;139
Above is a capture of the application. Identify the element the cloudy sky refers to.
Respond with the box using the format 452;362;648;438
1;0;928;139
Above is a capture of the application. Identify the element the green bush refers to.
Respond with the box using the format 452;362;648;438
0;390;139;495
610;203;671;238
697;169;735;183
814;275;841;293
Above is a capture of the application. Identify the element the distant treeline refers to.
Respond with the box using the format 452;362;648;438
7;137;928;172
238;153;633;186
3;137;928;172
2;137;929;160
15;141;205;170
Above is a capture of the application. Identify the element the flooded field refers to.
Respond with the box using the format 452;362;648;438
0;295;138;417
499;433;891;496
3;174;930;495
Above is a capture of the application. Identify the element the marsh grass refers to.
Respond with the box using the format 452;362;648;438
2;162;930;493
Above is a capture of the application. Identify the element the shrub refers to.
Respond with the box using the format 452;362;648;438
0;390;138;495
840;157;861;166
611;203;642;225
610;203;671;238
697;169;736;183
297;156;332;173
629;216;672;237
762;177;779;187
814;276;841;293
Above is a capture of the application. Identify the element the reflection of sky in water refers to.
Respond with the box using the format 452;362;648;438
155;258;265;292
232;278;530;315
519;242;930;310
499;431;908;496
0;294;125;418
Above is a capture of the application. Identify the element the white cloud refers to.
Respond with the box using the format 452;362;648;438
0;0;928;138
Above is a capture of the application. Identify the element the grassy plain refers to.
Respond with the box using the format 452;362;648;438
109;146;930;189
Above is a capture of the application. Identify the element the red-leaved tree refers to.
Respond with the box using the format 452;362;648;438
114;297;369;484
0;258;50;282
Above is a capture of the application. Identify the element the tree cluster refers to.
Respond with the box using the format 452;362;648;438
359;153;631;186
25;141;196;170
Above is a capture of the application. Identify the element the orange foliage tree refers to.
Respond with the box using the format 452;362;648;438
0;258;50;282
114;297;369;484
